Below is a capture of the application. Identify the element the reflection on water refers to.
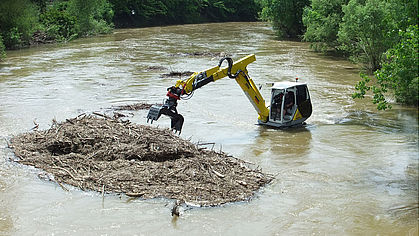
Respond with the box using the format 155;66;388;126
0;22;417;235
252;126;312;159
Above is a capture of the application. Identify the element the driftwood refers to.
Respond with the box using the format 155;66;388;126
9;115;273;207
161;71;194;77
112;103;156;111
168;51;232;58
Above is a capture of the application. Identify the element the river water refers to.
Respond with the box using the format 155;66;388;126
0;22;417;235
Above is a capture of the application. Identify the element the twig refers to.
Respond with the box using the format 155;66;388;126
211;169;225;178
4;137;11;148
93;112;112;119
236;180;247;186
77;113;86;119
197;142;215;146
65;119;75;124
56;180;69;191
51;166;81;181
126;192;145;197
102;184;105;198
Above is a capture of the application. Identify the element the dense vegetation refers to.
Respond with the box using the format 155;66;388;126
353;25;418;110
0;0;260;52
260;0;310;38
110;0;260;28
261;0;417;109
0;36;5;60
1;0;417;109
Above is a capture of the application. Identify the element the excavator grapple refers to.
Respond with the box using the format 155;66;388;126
147;86;185;133
147;104;184;133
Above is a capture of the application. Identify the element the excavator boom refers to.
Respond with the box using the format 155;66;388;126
147;54;269;133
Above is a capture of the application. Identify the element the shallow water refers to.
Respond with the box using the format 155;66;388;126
0;22;417;235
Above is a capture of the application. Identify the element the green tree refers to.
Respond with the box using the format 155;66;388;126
353;25;418;109
163;0;200;24
68;0;114;36
30;0;48;13
0;0;39;49
394;0;418;30
40;2;78;41
109;0;260;28
260;0;310;38
200;0;232;22
337;0;398;71
109;0;168;27
224;0;261;21
302;0;348;51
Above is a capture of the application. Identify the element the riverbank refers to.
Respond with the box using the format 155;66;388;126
0;0;261;61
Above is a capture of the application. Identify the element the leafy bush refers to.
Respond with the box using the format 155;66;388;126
302;0;349;52
0;35;5;60
93;0;114;26
162;0;201;24
260;0;310;38
68;0;113;36
337;0;399;71
109;0;167;27
40;2;78;41
110;0;260;28
225;0;261;22
353;25;418;109
200;0;232;22
40;0;114;40
4;27;23;48
0;0;39;48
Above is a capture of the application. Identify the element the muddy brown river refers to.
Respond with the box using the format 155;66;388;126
0;22;417;235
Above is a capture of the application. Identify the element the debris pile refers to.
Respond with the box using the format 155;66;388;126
9;115;273;206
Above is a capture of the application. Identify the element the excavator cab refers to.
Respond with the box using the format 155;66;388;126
262;81;312;128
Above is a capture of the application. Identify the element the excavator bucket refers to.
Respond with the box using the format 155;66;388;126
147;105;184;134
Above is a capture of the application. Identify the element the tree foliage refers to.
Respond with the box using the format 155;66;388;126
0;0;260;47
0;0;39;49
68;0;114;36
160;0;200;25
302;0;348;51
353;25;418;109
260;0;310;38
30;0;48;13
337;0;398;71
109;0;260;28
225;0;261;22
0;35;5;60
299;0;418;108
40;2;78;41
110;0;174;27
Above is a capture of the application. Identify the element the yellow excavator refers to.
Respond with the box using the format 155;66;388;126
147;54;312;133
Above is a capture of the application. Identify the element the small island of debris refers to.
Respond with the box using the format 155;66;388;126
9;115;273;207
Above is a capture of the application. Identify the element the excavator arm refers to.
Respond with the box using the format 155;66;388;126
146;54;269;133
